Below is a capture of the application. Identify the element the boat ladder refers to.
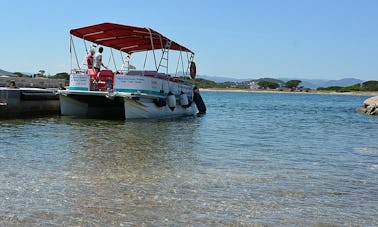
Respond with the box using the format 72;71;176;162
157;40;171;74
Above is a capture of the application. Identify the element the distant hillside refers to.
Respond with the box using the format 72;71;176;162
197;75;251;83
295;78;364;89
199;75;365;89
323;78;364;87
0;68;13;75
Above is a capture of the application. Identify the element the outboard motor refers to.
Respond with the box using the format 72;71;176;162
193;86;206;115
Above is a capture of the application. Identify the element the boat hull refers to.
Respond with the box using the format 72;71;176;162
124;98;196;119
60;70;198;120
59;91;197;120
59;92;124;119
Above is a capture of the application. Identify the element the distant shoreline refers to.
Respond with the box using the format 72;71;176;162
199;88;378;96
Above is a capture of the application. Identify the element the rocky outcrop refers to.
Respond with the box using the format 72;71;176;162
358;96;378;115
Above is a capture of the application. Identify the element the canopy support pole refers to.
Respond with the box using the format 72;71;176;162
70;35;81;70
146;28;158;71
143;51;148;70
110;48;117;71
175;51;183;76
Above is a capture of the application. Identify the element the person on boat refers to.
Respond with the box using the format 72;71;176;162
93;47;108;72
86;46;95;70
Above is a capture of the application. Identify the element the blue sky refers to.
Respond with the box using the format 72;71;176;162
1;0;378;80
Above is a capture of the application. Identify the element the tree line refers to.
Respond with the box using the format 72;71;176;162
194;78;303;90
195;78;378;92
317;81;378;92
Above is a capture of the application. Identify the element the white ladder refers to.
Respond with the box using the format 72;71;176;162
157;40;171;74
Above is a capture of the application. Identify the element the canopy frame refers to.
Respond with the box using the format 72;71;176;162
69;22;195;76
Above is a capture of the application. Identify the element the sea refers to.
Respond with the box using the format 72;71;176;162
0;91;377;226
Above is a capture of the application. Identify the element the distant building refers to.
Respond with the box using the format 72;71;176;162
249;81;259;89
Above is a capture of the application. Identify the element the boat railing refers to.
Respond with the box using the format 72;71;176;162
70;68;193;92
115;69;128;75
71;68;87;74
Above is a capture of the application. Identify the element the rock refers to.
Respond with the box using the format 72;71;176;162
363;96;378;107
365;104;376;114
360;96;378;115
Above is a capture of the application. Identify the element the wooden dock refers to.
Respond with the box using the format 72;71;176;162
0;88;60;118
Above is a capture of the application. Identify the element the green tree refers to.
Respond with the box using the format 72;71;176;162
268;82;279;89
194;78;217;88
13;72;27;77
362;80;378;91
286;80;302;90
258;80;279;89
257;80;269;89
38;70;46;77
51;72;70;80
344;83;361;91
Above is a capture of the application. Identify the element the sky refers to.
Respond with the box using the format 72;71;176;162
1;0;378;80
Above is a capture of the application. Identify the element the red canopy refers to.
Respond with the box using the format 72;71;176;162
70;22;194;54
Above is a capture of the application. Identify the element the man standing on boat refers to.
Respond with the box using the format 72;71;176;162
93;47;108;72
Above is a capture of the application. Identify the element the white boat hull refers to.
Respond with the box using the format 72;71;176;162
124;98;196;119
59;90;197;120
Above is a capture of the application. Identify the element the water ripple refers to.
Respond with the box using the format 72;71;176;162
0;93;377;225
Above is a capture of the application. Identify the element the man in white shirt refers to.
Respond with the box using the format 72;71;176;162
93;47;108;72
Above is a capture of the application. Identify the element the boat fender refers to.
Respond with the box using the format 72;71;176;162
190;61;196;79
167;91;176;111
153;98;166;107
180;91;189;107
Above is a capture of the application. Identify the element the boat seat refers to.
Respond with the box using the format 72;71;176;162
97;70;114;91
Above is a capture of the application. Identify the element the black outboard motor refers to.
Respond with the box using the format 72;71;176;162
193;86;206;115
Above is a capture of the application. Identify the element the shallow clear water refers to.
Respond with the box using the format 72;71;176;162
0;91;377;225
